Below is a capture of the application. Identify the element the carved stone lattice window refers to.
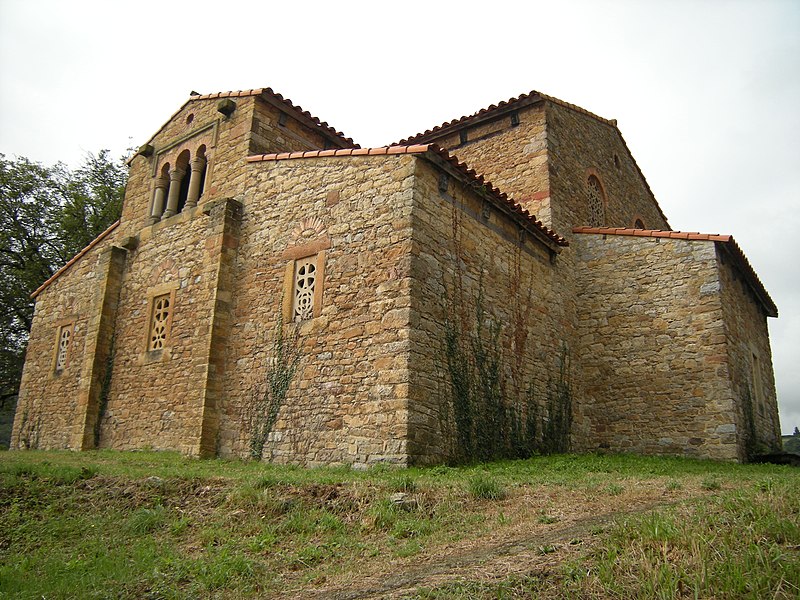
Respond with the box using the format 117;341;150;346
587;175;606;226
148;294;171;351
55;324;73;372
293;258;317;321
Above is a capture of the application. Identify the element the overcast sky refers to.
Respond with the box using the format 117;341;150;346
1;0;798;434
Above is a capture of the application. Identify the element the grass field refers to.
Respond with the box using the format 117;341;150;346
0;450;798;599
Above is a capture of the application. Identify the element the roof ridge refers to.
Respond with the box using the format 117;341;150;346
537;93;616;127
247;145;567;249
396;89;615;145
246;145;431;162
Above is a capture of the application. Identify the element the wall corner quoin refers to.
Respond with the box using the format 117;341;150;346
71;244;129;450
192;196;244;458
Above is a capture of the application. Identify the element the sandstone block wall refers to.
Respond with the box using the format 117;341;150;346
71;245;127;450
12;234;118;449
216;154;417;466
545;102;669;237
121;96;257;236
407;156;572;464
14;89;780;465
574;233;741;459
96;206;223;454
423;104;552;224
249;97;351;156
716;248;781;456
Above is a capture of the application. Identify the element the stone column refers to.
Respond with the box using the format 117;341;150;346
163;166;186;219
148;173;169;225
185;155;207;209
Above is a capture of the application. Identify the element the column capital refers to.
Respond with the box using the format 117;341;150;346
190;155;207;172
169;166;186;182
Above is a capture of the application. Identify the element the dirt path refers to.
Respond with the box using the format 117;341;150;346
299;483;689;599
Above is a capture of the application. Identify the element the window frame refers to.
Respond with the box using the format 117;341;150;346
143;283;178;356
586;173;607;227
282;249;326;323
52;320;75;375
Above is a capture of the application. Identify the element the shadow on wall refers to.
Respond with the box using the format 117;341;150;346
0;397;16;449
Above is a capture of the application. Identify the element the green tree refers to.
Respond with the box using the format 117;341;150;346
0;151;126;406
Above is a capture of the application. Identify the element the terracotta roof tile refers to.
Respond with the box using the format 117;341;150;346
572;226;777;317
31;221;120;299
397;90;614;145
247;145;568;249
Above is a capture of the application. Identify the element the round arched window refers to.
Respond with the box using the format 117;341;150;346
587;175;606;226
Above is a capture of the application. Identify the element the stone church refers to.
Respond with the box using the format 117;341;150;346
11;87;781;464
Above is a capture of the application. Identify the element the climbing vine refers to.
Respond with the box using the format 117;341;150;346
440;186;571;463
93;335;115;448
247;317;302;460
442;270;572;464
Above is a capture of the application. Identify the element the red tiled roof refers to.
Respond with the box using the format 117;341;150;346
397;90;613;145
396;91;670;230
247;145;431;162
573;226;777;317
248;144;568;249
31;221;120;299
142;88;357;151
573;226;729;241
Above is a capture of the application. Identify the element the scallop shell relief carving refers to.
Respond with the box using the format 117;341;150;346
290;217;326;244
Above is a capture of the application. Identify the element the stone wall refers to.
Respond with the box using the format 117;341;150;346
545;102;669;237
422;104;552;224
407;156;572;464
405;98;669;238
412;99;674;457
573;233;741;459
96;207;221;454
716;248;781;457
216;154;417;466
249;97;350;156
14;90;780;465
121;96;257;236
11;235;118;450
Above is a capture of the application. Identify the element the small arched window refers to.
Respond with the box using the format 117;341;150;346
634;218;645;229
175;150;191;214
587;175;606;227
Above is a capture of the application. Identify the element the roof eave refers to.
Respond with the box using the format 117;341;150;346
398;93;544;145
420;147;567;254
717;240;778;318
